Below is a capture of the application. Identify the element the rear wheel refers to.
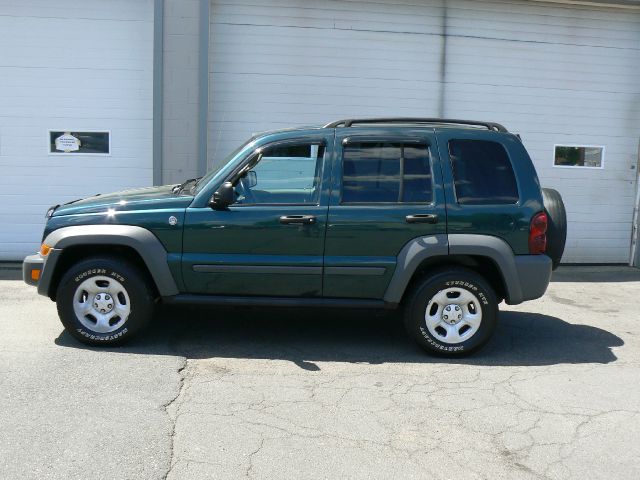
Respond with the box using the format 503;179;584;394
56;257;155;346
404;268;498;356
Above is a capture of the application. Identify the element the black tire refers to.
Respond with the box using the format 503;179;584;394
403;268;498;357
542;188;567;270
56;256;155;346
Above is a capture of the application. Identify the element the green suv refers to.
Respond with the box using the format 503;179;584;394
23;118;566;356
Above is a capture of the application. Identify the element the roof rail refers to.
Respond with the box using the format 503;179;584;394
323;118;508;132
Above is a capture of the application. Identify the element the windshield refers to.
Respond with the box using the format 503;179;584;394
192;137;257;194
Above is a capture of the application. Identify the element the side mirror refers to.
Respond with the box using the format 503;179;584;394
209;182;234;209
245;170;257;188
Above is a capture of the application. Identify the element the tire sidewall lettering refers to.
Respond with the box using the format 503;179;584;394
73;268;126;284
76;327;129;341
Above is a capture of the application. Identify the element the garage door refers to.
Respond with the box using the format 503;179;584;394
442;1;640;263
209;0;640;263
0;0;154;260
208;0;445;163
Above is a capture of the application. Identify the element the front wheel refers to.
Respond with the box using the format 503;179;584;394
56;256;155;346
404;268;498;357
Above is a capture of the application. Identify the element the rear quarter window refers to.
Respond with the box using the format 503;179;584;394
448;139;519;205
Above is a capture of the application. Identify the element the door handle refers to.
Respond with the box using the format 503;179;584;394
405;214;439;224
279;215;317;225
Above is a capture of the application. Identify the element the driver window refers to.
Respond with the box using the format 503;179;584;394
235;143;324;205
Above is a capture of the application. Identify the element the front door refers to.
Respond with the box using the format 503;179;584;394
323;129;447;299
182;134;332;296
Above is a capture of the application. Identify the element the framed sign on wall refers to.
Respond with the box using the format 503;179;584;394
49;131;110;155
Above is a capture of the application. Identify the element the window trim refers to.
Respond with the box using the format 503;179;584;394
448;138;521;206
225;139;327;207
47;129;111;156
339;140;435;206
552;144;605;170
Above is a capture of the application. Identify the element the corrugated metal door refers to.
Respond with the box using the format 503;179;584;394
208;0;445;164
0;1;154;260
208;0;640;263
442;0;640;263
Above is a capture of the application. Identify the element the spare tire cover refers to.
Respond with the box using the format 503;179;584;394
542;188;567;270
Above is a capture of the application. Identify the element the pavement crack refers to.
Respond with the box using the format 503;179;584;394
161;357;188;480
245;437;265;478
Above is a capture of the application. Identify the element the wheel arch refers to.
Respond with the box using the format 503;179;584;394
38;225;179;300
47;245;159;301
383;234;523;305
400;255;507;304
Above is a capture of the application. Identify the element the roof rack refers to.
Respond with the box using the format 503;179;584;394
323;118;508;132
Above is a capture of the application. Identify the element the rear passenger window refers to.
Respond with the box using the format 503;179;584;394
342;142;432;203
448;139;519;205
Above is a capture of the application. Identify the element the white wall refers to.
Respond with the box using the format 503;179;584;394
0;0;154;260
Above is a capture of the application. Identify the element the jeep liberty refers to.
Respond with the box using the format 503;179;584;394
23;118;567;356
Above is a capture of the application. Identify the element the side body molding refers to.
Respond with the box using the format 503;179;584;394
39;225;179;297
383;234;448;303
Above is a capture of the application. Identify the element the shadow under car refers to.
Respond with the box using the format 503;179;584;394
55;305;623;369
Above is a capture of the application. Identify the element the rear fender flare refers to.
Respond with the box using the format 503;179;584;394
383;234;522;304
383;234;448;303
447;234;522;304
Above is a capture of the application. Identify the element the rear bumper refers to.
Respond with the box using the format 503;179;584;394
507;254;552;304
23;254;44;287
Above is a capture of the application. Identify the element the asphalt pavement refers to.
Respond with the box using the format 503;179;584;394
0;266;639;479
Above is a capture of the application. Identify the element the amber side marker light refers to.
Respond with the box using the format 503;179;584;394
40;244;52;256
31;269;41;281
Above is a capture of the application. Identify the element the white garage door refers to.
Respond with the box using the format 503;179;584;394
209;0;445;162
442;0;640;263
0;0;154;260
209;0;640;263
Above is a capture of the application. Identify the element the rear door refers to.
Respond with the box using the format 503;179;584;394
323;128;447;299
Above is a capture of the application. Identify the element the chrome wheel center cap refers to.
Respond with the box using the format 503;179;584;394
442;303;463;325
93;293;114;314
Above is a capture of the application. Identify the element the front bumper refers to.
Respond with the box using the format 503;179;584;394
23;254;44;287
23;248;62;297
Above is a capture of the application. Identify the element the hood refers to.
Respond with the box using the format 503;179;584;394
52;185;193;216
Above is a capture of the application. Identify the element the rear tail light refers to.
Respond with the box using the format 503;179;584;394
529;212;548;254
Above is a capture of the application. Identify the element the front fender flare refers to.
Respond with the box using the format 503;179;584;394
38;225;179;297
